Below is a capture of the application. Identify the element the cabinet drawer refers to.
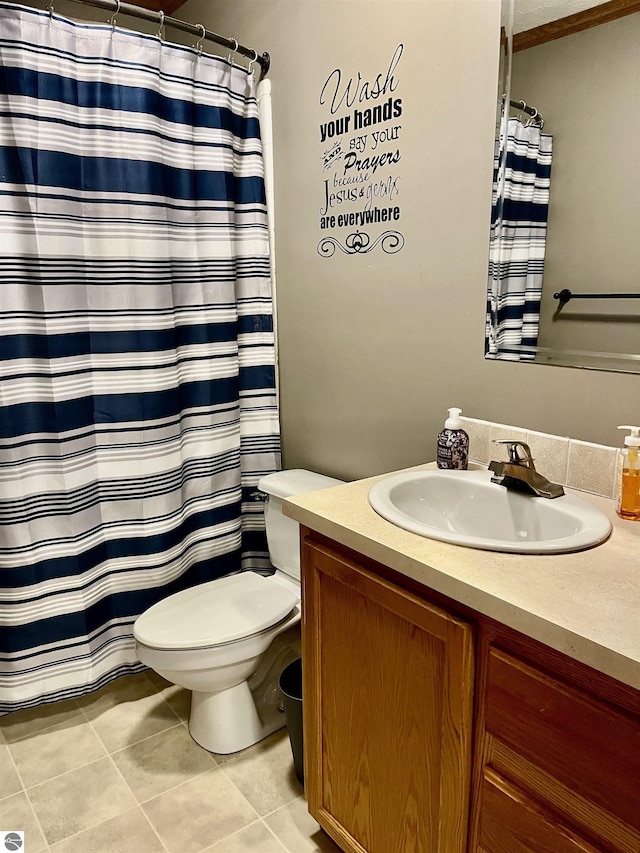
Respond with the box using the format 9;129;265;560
478;770;599;853
485;646;640;831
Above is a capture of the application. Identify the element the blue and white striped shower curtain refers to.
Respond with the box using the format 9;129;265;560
0;2;280;712
486;116;553;360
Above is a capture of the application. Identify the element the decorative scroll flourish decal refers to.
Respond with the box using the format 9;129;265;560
318;229;405;257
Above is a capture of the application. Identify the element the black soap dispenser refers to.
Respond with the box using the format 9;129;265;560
436;407;469;470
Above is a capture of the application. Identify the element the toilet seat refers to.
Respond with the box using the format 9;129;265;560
133;573;298;650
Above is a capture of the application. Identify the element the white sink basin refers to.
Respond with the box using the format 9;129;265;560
368;469;612;554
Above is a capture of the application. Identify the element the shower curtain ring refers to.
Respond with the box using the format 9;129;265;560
157;11;165;39
525;107;539;128
195;24;205;55
227;38;238;64
110;0;120;30
47;1;54;18
248;49;258;76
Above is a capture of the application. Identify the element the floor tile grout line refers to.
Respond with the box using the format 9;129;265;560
1;729;29;794
79;691;184;755
215;760;301;825
0;704;85;746
22;773;61;851
116;761;221;808
207;817;290;852
74;670;171;717
7;715;187;795
29;695;190;851
138;805;172;853
259;792;307;820
208;763;264;822
0;669;164;747
22;753;110;793
44;805;170;853
0;671;160;746
4;706;112;794
96;718;184;757
126;764;264;850
72;683;220;811
260;817;292;852
92;702;220;812
0;741;52;850
116;676;290;838
24;742;173;847
128;721;196;756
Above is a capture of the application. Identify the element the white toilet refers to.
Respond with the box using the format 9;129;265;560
133;469;342;754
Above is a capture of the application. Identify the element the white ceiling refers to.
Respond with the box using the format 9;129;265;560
505;0;605;33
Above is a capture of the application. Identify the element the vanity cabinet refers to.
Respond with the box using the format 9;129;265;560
300;529;640;853
301;530;475;853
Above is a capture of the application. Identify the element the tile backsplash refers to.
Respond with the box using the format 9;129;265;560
461;417;618;500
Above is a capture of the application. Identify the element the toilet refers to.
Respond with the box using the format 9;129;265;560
133;469;343;754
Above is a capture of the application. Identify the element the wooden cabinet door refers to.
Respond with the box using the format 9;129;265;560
302;533;474;853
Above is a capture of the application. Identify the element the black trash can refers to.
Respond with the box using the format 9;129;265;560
279;656;304;785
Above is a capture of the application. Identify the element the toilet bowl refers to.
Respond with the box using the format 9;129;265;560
133;469;343;754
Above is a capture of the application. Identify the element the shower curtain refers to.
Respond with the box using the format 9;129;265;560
0;2;280;712
486;116;553;360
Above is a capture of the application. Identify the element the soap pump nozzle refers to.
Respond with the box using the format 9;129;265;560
444;407;463;429
618;425;640;446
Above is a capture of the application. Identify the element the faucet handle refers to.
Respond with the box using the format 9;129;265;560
494;439;535;467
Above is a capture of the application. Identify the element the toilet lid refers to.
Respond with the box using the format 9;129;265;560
133;573;298;649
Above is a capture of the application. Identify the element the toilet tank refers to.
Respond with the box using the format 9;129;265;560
258;469;344;581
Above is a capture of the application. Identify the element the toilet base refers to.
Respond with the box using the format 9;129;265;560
189;680;285;753
188;623;301;754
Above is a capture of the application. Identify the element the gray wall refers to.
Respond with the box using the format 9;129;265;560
32;0;640;480
512;13;640;356
178;0;640;481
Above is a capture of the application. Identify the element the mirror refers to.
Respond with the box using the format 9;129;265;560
486;0;640;373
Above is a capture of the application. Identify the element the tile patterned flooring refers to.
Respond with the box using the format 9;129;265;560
0;671;342;852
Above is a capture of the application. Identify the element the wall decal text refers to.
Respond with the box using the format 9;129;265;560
317;44;406;257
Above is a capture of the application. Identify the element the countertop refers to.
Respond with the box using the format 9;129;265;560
283;464;640;690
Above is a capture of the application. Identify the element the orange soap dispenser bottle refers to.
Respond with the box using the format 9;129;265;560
616;425;640;521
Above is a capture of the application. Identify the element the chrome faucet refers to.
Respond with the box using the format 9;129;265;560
488;440;565;499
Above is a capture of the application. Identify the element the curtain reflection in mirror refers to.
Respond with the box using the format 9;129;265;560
486;115;553;360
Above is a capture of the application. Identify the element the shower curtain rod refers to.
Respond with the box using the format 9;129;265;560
509;99;543;121
57;0;270;75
